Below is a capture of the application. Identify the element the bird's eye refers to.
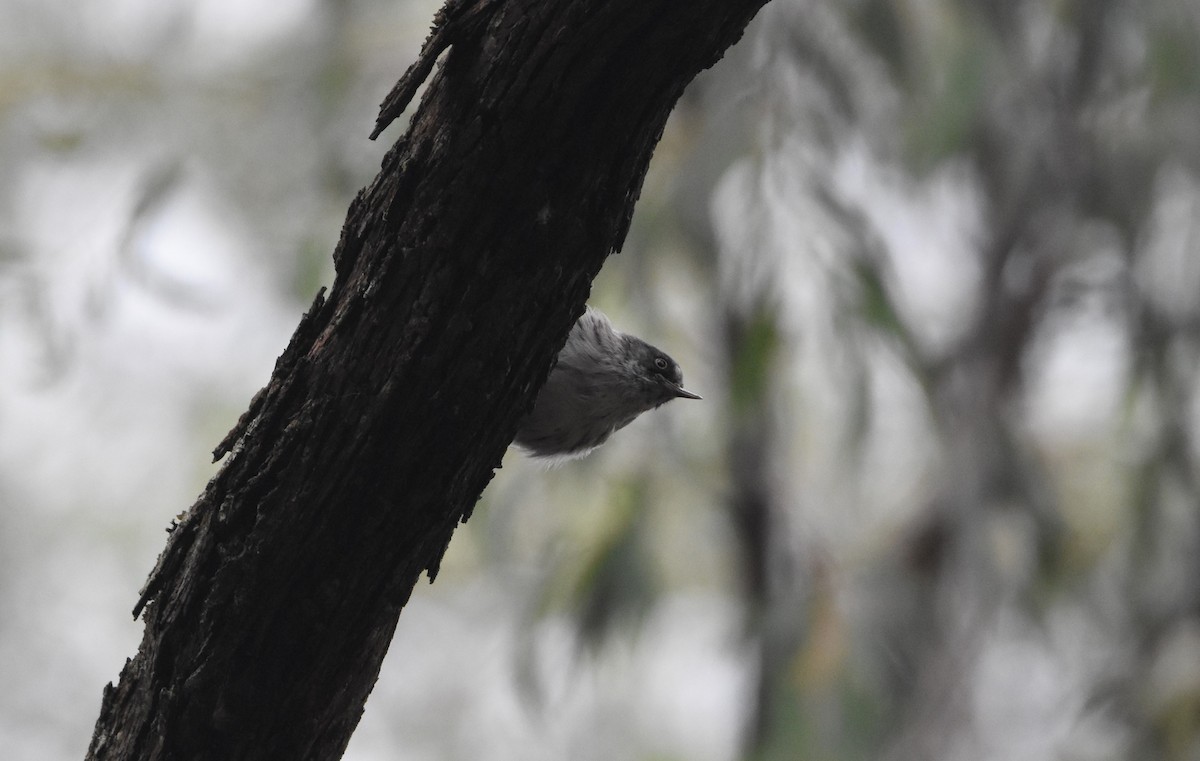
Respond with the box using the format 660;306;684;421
654;357;669;371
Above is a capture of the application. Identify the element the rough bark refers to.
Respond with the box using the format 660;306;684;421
85;0;771;759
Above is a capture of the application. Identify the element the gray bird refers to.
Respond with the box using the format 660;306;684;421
514;306;701;460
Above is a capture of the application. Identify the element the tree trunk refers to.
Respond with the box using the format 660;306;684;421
85;0;771;758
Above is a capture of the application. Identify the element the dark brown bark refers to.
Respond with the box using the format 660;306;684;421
85;0;771;759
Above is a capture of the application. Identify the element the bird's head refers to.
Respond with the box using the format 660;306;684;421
626;339;702;409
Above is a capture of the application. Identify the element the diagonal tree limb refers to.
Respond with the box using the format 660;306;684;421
86;1;772;759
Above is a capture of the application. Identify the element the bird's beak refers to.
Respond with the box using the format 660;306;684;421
671;384;702;400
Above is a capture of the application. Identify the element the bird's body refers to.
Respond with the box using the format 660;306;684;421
514;307;700;460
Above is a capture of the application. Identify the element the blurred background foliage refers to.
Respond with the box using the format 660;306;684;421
2;0;1200;759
